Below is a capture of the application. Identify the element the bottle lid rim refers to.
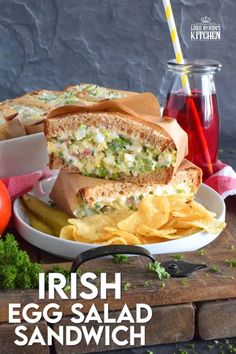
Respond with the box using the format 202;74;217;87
167;59;222;72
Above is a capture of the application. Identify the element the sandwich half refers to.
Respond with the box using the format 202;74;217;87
50;160;202;218
44;108;185;184
65;83;136;102
12;90;84;109
0;104;26;140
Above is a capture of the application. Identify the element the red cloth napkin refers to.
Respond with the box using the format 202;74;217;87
1;171;52;199
204;161;236;199
1;162;236;200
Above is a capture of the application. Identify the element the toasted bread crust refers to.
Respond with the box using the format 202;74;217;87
45;111;172;144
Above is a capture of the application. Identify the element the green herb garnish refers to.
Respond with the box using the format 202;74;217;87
0;234;82;290
123;281;131;291
171;254;184;260
186;343;195;349
180;280;187;286
208;343;215;350
225;259;236;267
209;265;221;273
144;280;152;288
198;248;206;256
113;254;129;264
0;234;43;289
148;261;170;280
177;349;189;354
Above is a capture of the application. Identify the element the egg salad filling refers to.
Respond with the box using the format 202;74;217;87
12;105;45;125
48;124;176;180
74;182;193;218
69;84;127;101
35;91;82;106
0;115;5;126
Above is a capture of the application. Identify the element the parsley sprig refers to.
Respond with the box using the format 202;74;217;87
113;254;129;264
0;234;43;289
148;261;170;280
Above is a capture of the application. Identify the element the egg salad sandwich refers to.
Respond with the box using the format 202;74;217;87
12;90;84;109
0;104;26;140
50;160;202;218
65;83;136;103
44;94;187;184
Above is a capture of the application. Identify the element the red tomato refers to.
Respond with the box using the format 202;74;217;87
0;180;11;234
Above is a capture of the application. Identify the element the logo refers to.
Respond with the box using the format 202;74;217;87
201;16;211;24
191;16;221;41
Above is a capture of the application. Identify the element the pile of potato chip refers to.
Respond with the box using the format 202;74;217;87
60;195;226;245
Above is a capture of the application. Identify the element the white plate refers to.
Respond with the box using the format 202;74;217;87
13;177;226;260
0;133;48;178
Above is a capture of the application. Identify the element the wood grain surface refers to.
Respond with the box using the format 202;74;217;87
0;197;235;324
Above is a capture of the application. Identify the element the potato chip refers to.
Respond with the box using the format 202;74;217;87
60;225;76;241
117;211;142;234
68;215;115;241
59;193;226;246
102;227;141;245
60;225;95;243
103;237;128;245
140;236;169;244
172;204;193;218
104;208;133;224
174;227;200;236
139;196;170;229
137;224;177;236
191;201;216;218
168;195;191;209
182;219;226;234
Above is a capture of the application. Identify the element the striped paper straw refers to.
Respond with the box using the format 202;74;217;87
162;0;191;94
162;0;213;175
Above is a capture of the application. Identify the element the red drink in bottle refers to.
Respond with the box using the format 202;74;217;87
163;59;222;180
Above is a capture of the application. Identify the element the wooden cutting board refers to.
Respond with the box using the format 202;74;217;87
0;196;235;353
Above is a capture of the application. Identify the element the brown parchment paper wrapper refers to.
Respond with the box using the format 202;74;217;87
24;121;44;135
4;98;47;134
50;172;111;216
50;159;201;217
46;92;188;173
0;113;26;141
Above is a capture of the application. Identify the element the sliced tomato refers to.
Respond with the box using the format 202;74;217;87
0;180;11;234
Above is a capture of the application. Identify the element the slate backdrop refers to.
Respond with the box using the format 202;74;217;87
0;0;235;146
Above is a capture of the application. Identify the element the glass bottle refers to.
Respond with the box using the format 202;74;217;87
163;59;222;180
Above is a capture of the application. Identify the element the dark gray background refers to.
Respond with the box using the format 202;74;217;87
0;0;235;148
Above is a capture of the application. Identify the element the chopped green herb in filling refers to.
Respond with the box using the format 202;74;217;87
36;91;81;106
12;105;45;125
0;116;5;126
74;182;192;219
48;125;176;180
71;84;127;100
